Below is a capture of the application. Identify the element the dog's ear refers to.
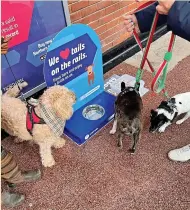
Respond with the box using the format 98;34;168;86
121;82;126;91
151;109;157;116
169;98;175;104
160;101;167;106
53;96;74;120
158;101;168;109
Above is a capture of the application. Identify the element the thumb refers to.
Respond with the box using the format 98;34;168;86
156;5;165;15
131;14;137;24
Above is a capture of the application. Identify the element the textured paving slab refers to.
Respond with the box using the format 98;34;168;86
125;32;190;72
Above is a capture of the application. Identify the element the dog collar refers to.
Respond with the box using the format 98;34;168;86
120;87;139;96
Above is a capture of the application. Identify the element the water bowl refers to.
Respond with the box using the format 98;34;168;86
82;104;105;120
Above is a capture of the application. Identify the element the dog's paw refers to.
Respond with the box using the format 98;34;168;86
158;126;165;133
53;140;66;149
129;148;136;154
176;120;183;125
20;81;28;88
42;158;55;168
117;142;123;149
14;137;24;143
110;129;116;135
118;146;123;151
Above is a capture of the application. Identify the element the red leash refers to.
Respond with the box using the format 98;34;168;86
133;1;176;97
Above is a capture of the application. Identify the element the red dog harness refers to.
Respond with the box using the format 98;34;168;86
26;103;45;136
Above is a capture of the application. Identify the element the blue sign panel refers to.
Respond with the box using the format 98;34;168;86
44;34;97;87
44;24;115;145
1;1;67;96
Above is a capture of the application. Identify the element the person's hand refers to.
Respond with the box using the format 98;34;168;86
123;14;140;34
1;37;12;55
156;0;175;15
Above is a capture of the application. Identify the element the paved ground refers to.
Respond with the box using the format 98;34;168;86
2;55;190;210
125;32;190;72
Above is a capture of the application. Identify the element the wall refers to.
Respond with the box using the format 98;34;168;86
68;0;149;53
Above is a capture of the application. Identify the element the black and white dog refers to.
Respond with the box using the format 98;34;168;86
150;92;190;133
110;82;143;153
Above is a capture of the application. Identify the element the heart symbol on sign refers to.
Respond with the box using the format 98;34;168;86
60;48;70;59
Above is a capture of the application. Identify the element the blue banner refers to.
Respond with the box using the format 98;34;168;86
1;1;67;95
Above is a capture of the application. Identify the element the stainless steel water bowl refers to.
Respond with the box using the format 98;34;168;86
82;104;105;120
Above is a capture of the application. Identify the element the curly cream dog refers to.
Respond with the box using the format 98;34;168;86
2;83;76;167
